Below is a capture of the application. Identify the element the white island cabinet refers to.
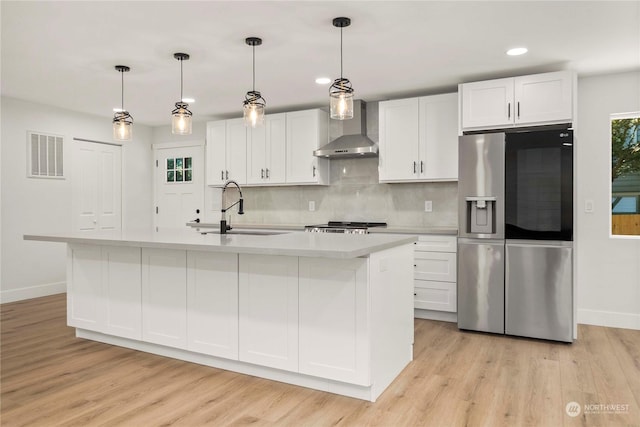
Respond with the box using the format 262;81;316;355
26;230;415;402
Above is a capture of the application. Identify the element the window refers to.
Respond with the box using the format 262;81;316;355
166;157;193;183
610;112;640;236
28;132;64;178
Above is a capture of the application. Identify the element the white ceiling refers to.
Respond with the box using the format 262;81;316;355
2;1;639;127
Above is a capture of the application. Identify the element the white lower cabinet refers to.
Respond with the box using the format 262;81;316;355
187;251;239;359
298;257;370;386
238;254;299;371
141;248;187;348
414;235;457;313
67;244;141;339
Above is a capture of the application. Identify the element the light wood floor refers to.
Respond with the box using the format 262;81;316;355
1;294;639;427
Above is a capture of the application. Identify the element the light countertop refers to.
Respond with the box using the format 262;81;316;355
24;228;417;259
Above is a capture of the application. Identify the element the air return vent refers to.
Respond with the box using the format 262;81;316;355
28;132;64;178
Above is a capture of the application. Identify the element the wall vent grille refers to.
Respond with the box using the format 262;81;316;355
28;132;64;178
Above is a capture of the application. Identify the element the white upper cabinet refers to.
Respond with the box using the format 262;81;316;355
460;70;575;132
246;113;286;185
285;109;329;185
206;119;247;186
379;93;458;182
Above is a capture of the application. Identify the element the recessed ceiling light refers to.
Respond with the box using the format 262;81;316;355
507;47;528;56
182;97;195;103
315;77;331;85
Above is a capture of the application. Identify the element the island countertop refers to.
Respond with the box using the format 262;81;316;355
24;228;417;259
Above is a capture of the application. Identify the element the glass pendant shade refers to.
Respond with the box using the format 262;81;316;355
172;102;193;135
113;65;133;141
243;37;266;127
329;79;354;120
113;111;133;141
172;53;192;135
243;91;266;128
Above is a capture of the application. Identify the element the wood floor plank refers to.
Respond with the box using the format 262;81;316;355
2;294;640;427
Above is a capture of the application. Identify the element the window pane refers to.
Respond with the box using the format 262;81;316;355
176;158;183;169
55;137;64;176
167;158;174;170
47;136;56;176
31;135;39;175
185;170;192;181
167;171;174;182
611;114;640;236
176;170;183;182
39;136;48;176
184;157;192;169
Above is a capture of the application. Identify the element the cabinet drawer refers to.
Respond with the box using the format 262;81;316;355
414;280;457;312
414;235;456;253
414;251;456;282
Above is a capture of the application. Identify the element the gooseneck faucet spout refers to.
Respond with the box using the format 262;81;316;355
221;180;244;234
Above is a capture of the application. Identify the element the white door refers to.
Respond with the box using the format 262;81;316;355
460;77;514;131
72;140;122;232
154;143;204;231
514;71;573;126
418;93;459;181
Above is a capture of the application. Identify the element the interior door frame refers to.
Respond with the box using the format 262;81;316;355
152;140;205;231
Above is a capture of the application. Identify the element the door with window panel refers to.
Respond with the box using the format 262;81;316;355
154;144;204;231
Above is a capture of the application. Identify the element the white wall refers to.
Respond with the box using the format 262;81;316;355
576;71;640;330
0;97;153;302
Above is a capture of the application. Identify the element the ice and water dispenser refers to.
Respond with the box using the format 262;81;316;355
464;196;497;234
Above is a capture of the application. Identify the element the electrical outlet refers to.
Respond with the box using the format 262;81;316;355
309;201;316;212
424;200;433;212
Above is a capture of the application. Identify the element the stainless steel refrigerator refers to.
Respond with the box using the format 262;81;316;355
457;130;574;342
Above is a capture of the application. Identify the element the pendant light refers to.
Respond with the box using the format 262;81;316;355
113;65;133;141
171;53;192;135
329;17;354;120
243;37;266;128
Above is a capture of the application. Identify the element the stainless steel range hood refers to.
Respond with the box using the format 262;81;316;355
313;100;378;158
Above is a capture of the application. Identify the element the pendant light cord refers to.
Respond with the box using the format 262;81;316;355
120;70;124;111
180;58;184;102
340;26;343;79
252;45;256;91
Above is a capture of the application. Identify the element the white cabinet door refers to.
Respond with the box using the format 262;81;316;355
206;121;227;186
246;113;287;186
246;122;266;185
299;257;370;386
285;109;328;185
419;93;458;181
187;251;238;359
67;244;103;330
378;98;420;181
514;71;573;126
239;254;299;371
460;77;514;130
226;118;247;184
102;246;141;340
265;113;287;184
142;248;187;349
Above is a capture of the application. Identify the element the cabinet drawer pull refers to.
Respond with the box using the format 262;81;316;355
413;161;417;174
226;170;229;180
221;170;224;180
508;102;511;119
261;169;264;179
420;161;424;173
517;102;520;119
312;165;316;177
266;168;270;179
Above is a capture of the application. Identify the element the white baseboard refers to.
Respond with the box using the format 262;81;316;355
578;308;640;330
414;309;457;323
0;281;66;304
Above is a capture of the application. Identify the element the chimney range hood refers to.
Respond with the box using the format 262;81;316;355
313;100;378;159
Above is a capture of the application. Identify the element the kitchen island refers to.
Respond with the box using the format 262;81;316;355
24;229;416;402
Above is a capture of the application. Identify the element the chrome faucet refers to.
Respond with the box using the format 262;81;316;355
220;180;244;234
